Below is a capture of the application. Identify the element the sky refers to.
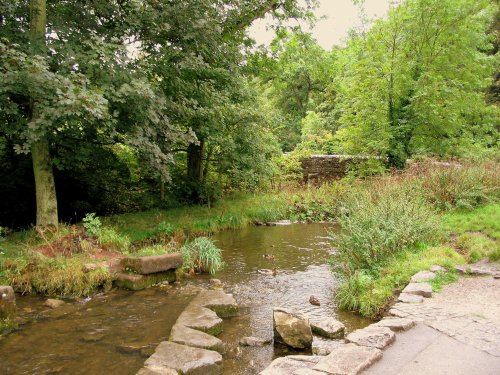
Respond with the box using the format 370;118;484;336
249;0;393;49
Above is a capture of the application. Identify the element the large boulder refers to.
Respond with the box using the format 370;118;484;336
121;253;182;275
273;308;313;349
144;341;222;375
0;286;16;319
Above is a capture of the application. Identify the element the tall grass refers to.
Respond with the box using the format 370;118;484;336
332;182;439;276
180;237;224;275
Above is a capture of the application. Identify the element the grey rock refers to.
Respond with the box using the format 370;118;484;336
176;305;223;335
260;355;321;375
0;285;16;319
398;293;424;303
402;282;432;298
169;324;224;353
312;340;343;356
209;279;223;288
121;253;182;275
44;298;65;309
410;271;437;283
190;290;239;318
374;318;416;332
145;341;222;375
313;343;383;375
239;336;272;347
346;326;395;349
311;318;345;339
273;308;313;349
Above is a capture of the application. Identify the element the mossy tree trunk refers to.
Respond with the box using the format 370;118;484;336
30;0;58;227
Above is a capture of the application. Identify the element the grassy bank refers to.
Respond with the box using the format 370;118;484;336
332;160;499;318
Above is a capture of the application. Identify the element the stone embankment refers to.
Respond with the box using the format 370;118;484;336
261;266;500;375
114;253;183;290
137;289;239;375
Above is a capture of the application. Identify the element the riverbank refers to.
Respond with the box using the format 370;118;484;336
1;160;499;324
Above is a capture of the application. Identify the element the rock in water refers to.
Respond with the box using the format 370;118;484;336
0;286;16;319
310;318;345;339
273;308;313;349
239;336;272;347
44;298;65;309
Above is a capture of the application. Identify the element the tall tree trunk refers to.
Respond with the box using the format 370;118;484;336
187;140;205;183
30;0;58;227
186;139;205;203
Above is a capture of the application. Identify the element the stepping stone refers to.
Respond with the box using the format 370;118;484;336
114;271;176;291
410;271;436;283
311;317;345;339
176;305;223;336
191;290;239;318
121;253;182;275
398;293;424;303
239;336;272;347
169;324;223;353
346;326;395;349
402;282;432;298
374;318;416;332
313;343;383;375
260;355;321;375
144;341;222;375
273;308;313;349
312;340;343;356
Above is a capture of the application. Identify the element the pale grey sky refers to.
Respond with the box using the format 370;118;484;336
249;0;393;49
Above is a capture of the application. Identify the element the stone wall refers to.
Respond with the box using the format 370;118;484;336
300;155;378;184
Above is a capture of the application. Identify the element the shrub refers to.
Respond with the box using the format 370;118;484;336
82;213;102;237
331;182;438;276
411;161;500;210
98;227;130;252
180;237;224;275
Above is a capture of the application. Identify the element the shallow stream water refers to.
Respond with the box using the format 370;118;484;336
0;223;371;374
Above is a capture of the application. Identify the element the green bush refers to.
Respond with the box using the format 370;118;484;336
331;182;438;276
98;227;130;252
417;162;500;210
82;213;102;237
180;237;224;275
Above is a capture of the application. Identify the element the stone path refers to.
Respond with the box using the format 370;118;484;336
261;262;500;375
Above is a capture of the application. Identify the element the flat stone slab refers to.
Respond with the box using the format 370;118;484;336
176;305;223;335
144;341;222;375
137;366;178;375
312;340;344;356
374;318;416;332
121;253;182;274
398;293;424;304
455;264;499;277
260;355;322;375
113;271;176;291
346;326;396;349
313;343;383;375
410;271;436;283
169;324;223;352
239;336;272;347
273;308;313;349
190;290;239;317
402;282;432;298
311;317;345;339
0;285;16;319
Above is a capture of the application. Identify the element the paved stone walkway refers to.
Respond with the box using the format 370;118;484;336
389;275;500;357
